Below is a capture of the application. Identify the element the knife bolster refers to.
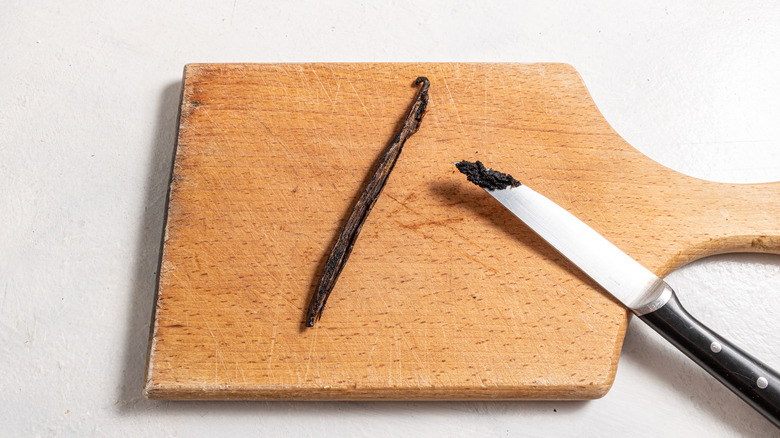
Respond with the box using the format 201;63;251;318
633;282;674;316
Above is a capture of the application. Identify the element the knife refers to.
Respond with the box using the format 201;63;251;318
455;160;780;427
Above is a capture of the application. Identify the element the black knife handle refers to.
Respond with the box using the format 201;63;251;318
639;290;780;427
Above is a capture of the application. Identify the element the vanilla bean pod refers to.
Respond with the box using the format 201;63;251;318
305;77;430;327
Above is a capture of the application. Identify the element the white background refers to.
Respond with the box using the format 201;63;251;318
2;1;779;436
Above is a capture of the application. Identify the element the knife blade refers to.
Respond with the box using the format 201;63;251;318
455;160;780;427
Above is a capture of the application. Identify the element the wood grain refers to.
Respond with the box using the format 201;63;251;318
144;63;780;400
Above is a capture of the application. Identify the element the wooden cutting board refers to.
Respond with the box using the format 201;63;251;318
144;63;780;400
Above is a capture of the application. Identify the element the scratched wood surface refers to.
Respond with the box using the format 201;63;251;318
144;63;780;400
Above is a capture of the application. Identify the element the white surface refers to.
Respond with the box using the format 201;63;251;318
1;1;779;436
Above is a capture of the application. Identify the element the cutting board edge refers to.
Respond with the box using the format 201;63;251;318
143;380;614;401
143;66;188;399
657;234;780;278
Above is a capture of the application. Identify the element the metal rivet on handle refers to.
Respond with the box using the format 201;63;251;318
757;377;769;389
710;341;722;353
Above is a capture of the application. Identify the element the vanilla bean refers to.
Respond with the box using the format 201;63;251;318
305;77;430;327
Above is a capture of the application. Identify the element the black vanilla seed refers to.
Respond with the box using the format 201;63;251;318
455;160;521;190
